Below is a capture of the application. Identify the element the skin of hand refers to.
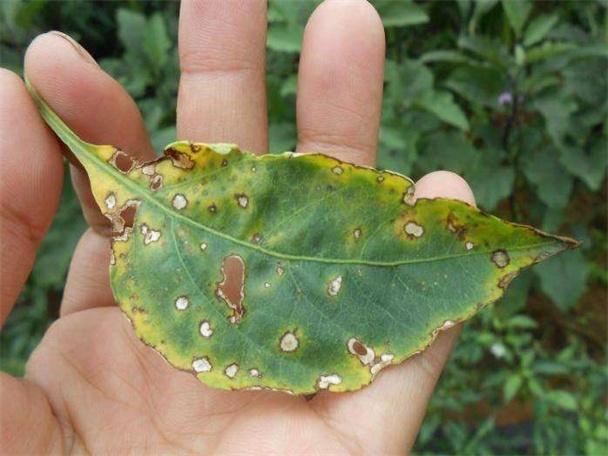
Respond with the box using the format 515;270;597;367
0;1;476;454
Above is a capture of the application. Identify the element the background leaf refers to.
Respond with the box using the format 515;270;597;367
535;249;589;312
501;0;533;37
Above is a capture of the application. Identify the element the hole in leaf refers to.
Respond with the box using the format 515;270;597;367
112;151;134;173
216;254;246;324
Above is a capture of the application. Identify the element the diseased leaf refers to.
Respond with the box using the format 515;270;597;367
27;82;578;395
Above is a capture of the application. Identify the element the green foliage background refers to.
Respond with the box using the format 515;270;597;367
1;0;606;454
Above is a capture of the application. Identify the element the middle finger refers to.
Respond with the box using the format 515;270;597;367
177;0;268;155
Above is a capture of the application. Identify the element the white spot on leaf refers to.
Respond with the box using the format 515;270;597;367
200;242;208;251
249;368;261;378
327;275;343;296
404;221;424;238
402;186;416;206
353;228;362;240
172;194;188;210
441;320;455;330
317;374;342;389
141;164;156;176
332;166;343;175
370;353;394;377
491;250;510;268
225;363;239;378
264;282;271;288
280;332;299;352
105;193;116;210
192;357;212;373
236;194;249;208
276;265;284;277
199;320;213;338
140;224;161;245
465;241;474;251
175;296;190;311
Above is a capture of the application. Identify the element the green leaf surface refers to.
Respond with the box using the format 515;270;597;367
504;374;523;402
501;0;532;37
523;146;573;209
419;131;477;174
444;64;507;108
27;82;578;395
376;0;429;27
535;249;588;312
266;24;303;53
546;390;578;411
415;90;470;131
465;147;515;211
457;35;511;69
559;138;608;191
523;14;559;47
378;125;419;175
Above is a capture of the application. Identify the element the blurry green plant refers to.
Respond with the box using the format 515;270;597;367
1;0;606;454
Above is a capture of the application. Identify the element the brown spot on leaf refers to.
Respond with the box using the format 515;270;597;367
347;338;375;365
110;150;135;173
165;147;195;170
190;143;202;153
498;271;518;289
221;159;228;167
150;174;163;191
216;254;246;324
110;200;140;240
351;340;367;356
208;204;217;213
446;212;467;240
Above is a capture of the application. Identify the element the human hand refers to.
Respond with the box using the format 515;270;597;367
0;1;475;453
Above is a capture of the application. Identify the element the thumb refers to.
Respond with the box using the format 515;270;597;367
0;69;64;326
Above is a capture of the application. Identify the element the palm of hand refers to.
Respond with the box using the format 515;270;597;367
1;1;475;454
28;307;355;454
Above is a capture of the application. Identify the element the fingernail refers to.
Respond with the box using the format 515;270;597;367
48;31;99;67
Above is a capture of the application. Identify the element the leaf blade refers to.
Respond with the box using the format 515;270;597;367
27;81;579;394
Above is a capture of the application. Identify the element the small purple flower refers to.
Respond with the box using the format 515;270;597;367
498;91;514;107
